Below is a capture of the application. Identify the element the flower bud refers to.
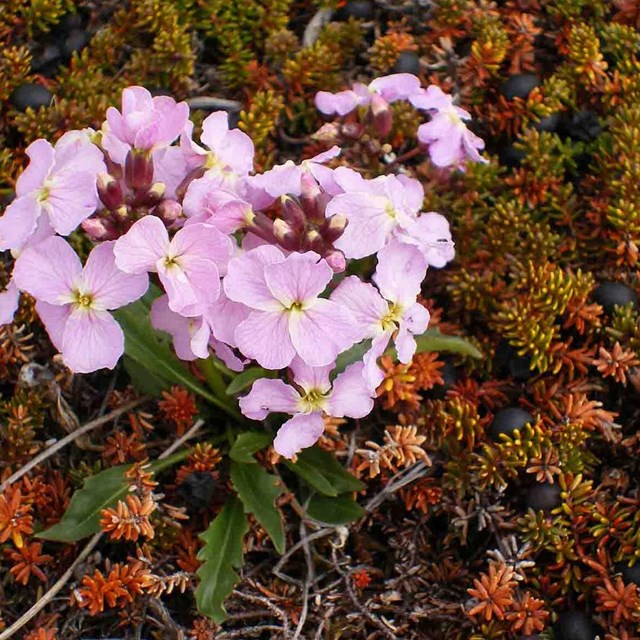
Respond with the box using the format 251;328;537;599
304;229;324;252
124;150;154;192
370;93;393;138
299;174;324;222
155;199;183;226
280;195;306;232
136;182;165;207
97;173;123;210
320;214;348;243
324;249;346;273
273;219;300;251
175;166;207;201
81;216;118;240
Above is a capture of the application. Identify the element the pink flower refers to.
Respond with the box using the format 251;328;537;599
102;86;189;163
395;212;455;268
12;238;148;373
114;216;233;317
0;132;105;251
332;241;429;387
223;246;357;369
324;171;424;259
181;112;254;177
410;86;486;167
239;358;374;458
315;74;421;116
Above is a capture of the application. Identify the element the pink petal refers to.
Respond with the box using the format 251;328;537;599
369;73;421;102
373;240;427;305
0;196;40;252
223;245;285;311
327;362;375;418
159;259;220;318
13;236;81;304
288;298;357;367
36;300;71;351
315;90;362;116
362;332;391;390
151;295;198;360
308;146;341;164
52;131;106;175
398;212;455;268
396;303;430;363
239;378;300;420
46;169;101;235
330;276;386;341
264;251;332;307
78;241;148;310
409;85;452;111
289;357;332;394
235;310;296;370
273;412;325;459
326;193;395;259
16;139;55;197
206;290;250;347
210;339;247;372
171;223;233;273
114;215;169;274
0;280;20;325
61;309;124;373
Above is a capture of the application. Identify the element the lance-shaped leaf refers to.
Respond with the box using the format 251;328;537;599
196;495;249;622
307;494;365;525
284;446;364;496
230;461;285;553
37;452;186;542
229;432;273;464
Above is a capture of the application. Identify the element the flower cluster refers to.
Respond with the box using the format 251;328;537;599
0;80;484;458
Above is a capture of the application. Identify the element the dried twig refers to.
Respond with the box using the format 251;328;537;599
157;419;205;460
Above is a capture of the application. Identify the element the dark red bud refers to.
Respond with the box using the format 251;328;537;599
320;214;348;242
175;166;207;201
97;173;123;210
273;219;301;251
135;182;165;208
341;122;364;140
124;150;154;192
280;195;306;232
370;93;393;138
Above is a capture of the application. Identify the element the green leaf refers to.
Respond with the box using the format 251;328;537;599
114;288;241;418
196;495;248;622
37;452;186;542
284;447;364;497
230;461;285;554
411;328;482;359
332;339;372;378
306;494;365;525
229;432;273;463
226;367;275;395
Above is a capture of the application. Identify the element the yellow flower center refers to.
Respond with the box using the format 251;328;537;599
73;291;94;309
299;388;326;412
381;302;402;331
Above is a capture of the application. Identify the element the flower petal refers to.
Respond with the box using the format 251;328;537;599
288;298;357;367
264;251;331;307
373;240;427;305
13;236;81;304
114;215;169;274
61;309;124;373
330;276;386;341
16;139;55;197
235;310;296;370
0;280;20;325
78;241;148;309
0;196;41;252
36;300;71;351
239;378;300;420
327;362;375;418
273;412;325;459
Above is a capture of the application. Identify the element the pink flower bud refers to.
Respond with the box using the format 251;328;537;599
155;199;183;226
273;219;300;251
370;93;393;138
81;216;118;240
280;195;306;232
135;182;166;208
324;249;346;273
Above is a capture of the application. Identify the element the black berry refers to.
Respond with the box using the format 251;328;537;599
593;281;638;314
498;145;526;169
334;0;374;21
10;84;53;111
499;74;540;100
429;361;458;400
31;44;62;75
526;482;561;512
534;111;561;133
562;110;601;142
553;611;597;640
63;29;90;57
489;407;533;440
177;471;217;511
391;51;420;75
